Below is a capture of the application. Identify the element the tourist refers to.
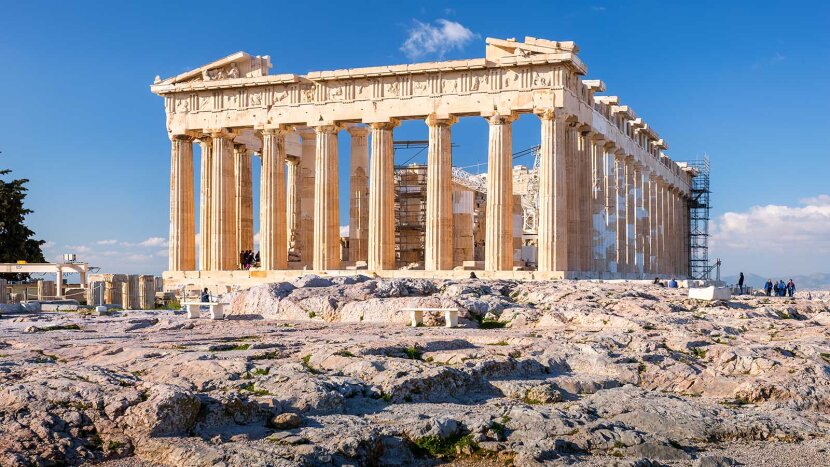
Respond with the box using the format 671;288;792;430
653;277;661;285
777;280;786;297
469;271;478;279
668;278;678;288
737;272;745;295
787;279;796;298
200;287;210;311
239;251;245;270
254;251;260;267
764;279;773;296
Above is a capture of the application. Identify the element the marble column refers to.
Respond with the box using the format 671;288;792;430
614;152;628;275
634;163;646;276
485;114;515;272
367;121;397;270
577;128;593;272
234;144;254;259
565;124;579;271
624;157;637;275
169;134;195;271
604;143;619;274
647;174;659;275
208;130;236;271
590;135;607;274
313;125;341;271
536;109;568;273
298;129;316;267
657;180;667;275
347;126;370;264
198;138;212;271
425;114;456;271
286;157;300;256
259;128;288;270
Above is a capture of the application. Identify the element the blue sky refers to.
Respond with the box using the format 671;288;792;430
1;1;828;277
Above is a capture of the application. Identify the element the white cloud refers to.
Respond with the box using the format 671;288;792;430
66;245;92;254
340;225;349;237
96;239;118;245
42;241;57;249
400;19;478;60
139;236;168;247
711;195;830;275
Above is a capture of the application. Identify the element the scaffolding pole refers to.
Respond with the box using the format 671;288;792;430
686;155;711;280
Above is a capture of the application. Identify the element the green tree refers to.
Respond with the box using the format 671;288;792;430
0;161;46;281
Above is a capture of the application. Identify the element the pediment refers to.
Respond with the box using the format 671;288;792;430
154;51;271;85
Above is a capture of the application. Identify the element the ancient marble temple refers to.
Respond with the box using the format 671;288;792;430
152;37;695;290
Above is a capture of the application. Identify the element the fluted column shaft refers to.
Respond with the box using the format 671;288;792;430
624;158;637;275
425;115;456;270
647;175;658;275
286;157;300;255
234;144;254;257
313;125;341;270
634;164;646;276
298;130;316;267
577;130;593;272
604;144;618;274
348;126;370;263
590;136;607;274
368;121;397;270
537;110;568;272
198;138;212;270
614;153;628;274
260;128;288;270
208;131;236;271
169;135;195;271
485;114;515;272
565;124;579;271
657;180;667;274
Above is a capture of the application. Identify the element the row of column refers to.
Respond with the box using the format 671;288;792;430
168;112;690;276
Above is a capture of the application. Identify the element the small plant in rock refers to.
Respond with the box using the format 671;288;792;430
637;362;647;374
410;433;478;459
301;354;319;373
403;346;422;360
308;311;316;319
252;367;270;376
335;350;355;357
487;340;509;346
691;347;707;359
642;323;656;331
39;324;81;332
479;319;507;329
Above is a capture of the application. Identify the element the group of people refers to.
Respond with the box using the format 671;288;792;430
764;278;796;297
239;250;260;270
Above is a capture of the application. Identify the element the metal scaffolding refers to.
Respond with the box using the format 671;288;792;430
686;155;711;279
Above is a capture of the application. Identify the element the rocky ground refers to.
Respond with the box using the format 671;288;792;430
1;276;829;466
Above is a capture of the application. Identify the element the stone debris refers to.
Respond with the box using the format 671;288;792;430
0;277;829;466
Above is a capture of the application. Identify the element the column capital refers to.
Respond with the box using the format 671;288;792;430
425;113;458;127
613;149;628;160
314;124;341;134
286;155;301;165
533;108;568;121
577;124;593;135
170;133;194;142
206;128;235;139
484;112;518;125
369;119;400;130
589;133;606;144
260;127;290;137
346;125;370;137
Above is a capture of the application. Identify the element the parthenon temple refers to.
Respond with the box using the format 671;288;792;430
151;37;696;290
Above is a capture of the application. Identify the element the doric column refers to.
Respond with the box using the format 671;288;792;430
286;157;300;256
670;187;679;276
208;130;236;271
347;126;370;263
565;123;579;271
313;125;341;271
425;114;456;271
647;174;659;275
604;143;619;274
589;135;607;274
234;144;254;258
169;134;195;271
198;137;212;270
259;127;288;270
614;151;628;274
657;179;667;275
297;129;316;267
484;113;515;272
624;157;637;275
633;162;646;276
576;128;592;272
367;121;397;270
536;109;568;273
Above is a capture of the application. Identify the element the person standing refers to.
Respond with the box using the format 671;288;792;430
787;279;796;298
737;272;745;295
764;279;773;296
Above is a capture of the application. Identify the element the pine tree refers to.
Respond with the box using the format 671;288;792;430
0;160;46;281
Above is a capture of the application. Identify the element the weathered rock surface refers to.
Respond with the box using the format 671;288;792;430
1;278;829;466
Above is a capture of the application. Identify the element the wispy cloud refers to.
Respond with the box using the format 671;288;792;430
96;239;118;245
400;19;478;60
711;195;830;275
139;236;168;247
